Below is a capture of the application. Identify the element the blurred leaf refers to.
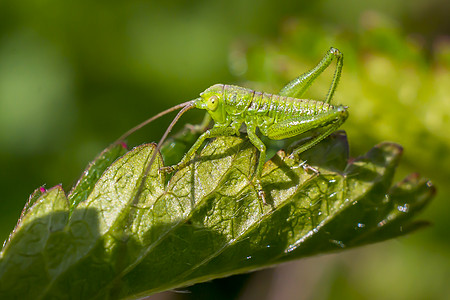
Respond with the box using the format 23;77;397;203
0;128;434;299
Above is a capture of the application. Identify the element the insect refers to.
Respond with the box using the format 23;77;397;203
113;47;348;204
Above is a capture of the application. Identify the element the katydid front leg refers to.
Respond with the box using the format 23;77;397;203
246;125;268;203
185;113;212;133
160;126;237;173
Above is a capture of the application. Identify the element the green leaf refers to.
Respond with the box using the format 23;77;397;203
68;142;128;212
0;130;434;299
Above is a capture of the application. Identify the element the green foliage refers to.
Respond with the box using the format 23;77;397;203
0;128;434;299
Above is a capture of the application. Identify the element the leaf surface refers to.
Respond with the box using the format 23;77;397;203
0;131;434;299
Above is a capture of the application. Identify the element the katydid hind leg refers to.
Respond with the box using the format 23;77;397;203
265;107;348;141
291;120;344;156
265;107;348;170
279;47;343;104
324;48;343;104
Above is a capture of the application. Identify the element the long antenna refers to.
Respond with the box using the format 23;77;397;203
131;101;196;206
111;100;195;147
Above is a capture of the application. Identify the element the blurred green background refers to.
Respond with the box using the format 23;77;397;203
0;0;449;299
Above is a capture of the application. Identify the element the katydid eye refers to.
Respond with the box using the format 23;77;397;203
207;95;219;111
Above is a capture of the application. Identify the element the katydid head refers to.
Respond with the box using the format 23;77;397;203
195;84;226;123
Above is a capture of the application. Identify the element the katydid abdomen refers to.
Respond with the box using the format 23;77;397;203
203;83;348;141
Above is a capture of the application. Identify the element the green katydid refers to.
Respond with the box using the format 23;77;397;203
113;47;348;204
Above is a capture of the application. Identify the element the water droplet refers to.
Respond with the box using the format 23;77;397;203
397;203;409;213
378;220;387;227
330;239;345;248
357;223;365;228
246;256;252;260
